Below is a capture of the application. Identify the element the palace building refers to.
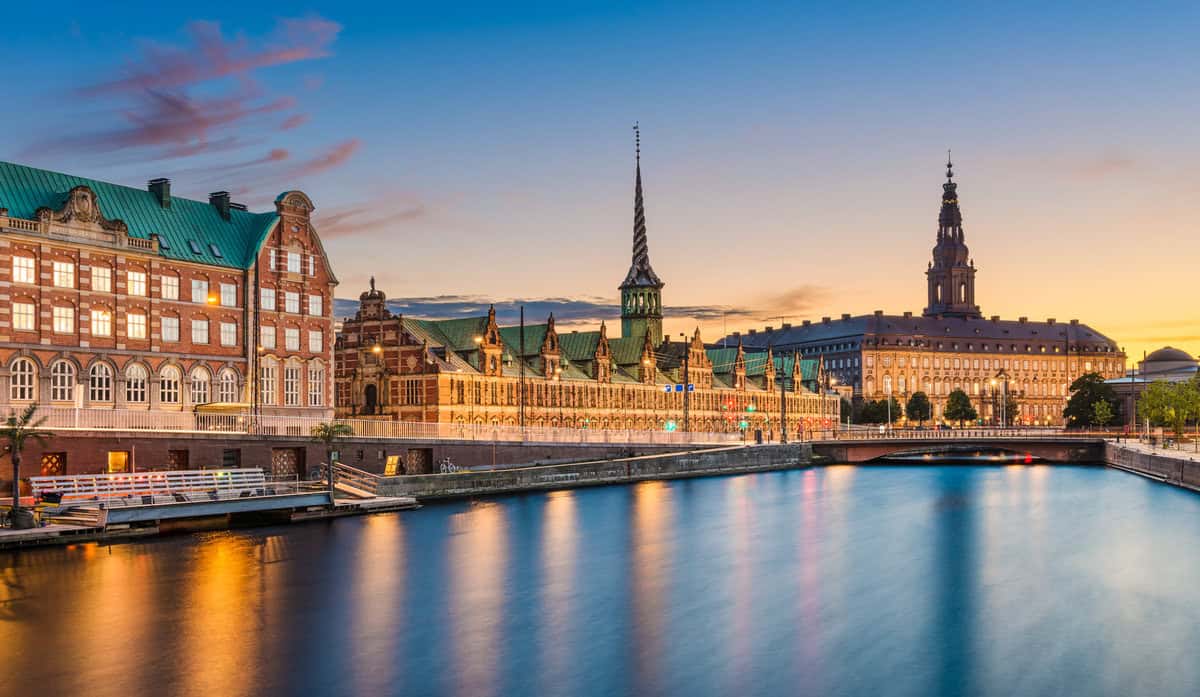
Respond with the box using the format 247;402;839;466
334;137;842;434
0;162;337;419
729;157;1125;426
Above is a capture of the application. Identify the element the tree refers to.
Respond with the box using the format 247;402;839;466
906;391;932;426
944;389;978;427
1063;372;1119;429
1092;400;1115;429
311;421;355;504
2;403;52;529
1138;380;1200;438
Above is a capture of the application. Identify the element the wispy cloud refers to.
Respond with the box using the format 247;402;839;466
1074;152;1136;179
22;16;357;199
316;196;428;240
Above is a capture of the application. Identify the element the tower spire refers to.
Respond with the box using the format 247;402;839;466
619;123;664;345
924;151;980;319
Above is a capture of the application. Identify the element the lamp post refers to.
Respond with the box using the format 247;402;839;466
679;333;690;434
994;369;1009;428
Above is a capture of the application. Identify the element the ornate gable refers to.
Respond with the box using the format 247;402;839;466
35;185;127;233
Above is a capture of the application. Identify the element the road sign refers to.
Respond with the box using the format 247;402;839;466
662;385;672;393
674;384;683;392
687;384;695;392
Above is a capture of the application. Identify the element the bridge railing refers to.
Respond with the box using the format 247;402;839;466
825;427;1093;441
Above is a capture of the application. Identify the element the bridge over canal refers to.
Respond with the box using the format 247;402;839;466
810;430;1106;464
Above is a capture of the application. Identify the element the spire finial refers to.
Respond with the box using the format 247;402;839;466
945;149;954;181
369;275;376;292
634;121;640;163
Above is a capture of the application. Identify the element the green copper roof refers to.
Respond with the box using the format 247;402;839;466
0;161;278;269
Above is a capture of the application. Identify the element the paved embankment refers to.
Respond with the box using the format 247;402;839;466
1106;441;1200;492
378;443;815;500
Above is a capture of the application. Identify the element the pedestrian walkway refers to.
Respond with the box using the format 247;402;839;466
1111;439;1200;463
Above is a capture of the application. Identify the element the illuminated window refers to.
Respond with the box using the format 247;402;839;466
127;312;147;339
90;309;112;337
191;279;209;304
12;256;35;284
159;365;181;403
12;302;34;331
52;306;75;334
162;316;179;342
52;261;75;288
127;270;147;296
10;358;36;401
50;361;74;401
92;265;112;292
220;282;237;307
161;274;179;300
125;364;148;402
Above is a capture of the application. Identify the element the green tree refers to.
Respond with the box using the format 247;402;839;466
2;403;52;529
944;389;978;427
1138;380;1200;438
1063;372;1119;429
1092;400;1115;429
906;391;932;426
311;421;355;503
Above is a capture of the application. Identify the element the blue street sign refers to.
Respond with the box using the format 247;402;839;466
662;385;672;393
687;384;695;392
674;384;684;392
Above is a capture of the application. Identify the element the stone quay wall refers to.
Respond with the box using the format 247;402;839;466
1105;442;1200;491
377;443;814;500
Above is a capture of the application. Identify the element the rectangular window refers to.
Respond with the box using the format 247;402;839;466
90;309;112;336
127;312;147;339
12;302;34;331
287;251;301;274
161;275;179;300
285;327;300;351
308;294;323;316
307;255;316;276
192;318;209;344
127;271;147;297
52;261;75;288
52;306;74;333
106;451;130;474
260;364;278;405
92;266;112;293
285;291;299;314
308;366;324;406
284;366;301;406
260;325;276;349
191;279;209;304
269;249;278;271
12;256;35;284
220;282;236;307
220;322;237;347
309;329;323;353
162;316;179;342
260;287;276;311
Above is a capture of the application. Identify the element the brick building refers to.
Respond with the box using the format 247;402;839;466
0;162;337;429
334;138;842;435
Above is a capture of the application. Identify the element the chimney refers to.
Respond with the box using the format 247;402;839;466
1019;316;1028;323
990;315;999;322
748;329;757;335
873;310;883;317
229;202;248;211
1047;318;1056;325
802;320;811;327
841;313;851;320
781;323;792;329
903;311;912;318
765;326;774;332
822;316;831;324
148;178;171;208
1070;319;1079;325
209;191;231;220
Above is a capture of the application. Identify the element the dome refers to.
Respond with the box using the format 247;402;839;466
1144;346;1195;364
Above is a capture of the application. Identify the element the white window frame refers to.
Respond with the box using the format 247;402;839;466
160;275;179;300
10;359;36;401
190;369;210;405
192;318;209;345
285;327;300;351
127;271;147;297
308;294;323;316
161;316;180;343
191;279;209;304
52;306;75;334
127;312;147;339
50;361;75;402
125;365;148;403
220;322;237;347
284;365;301;406
12;256;35;284
261;287;276;311
308;329;323;353
220;282;237;307
91;265;112;293
285;291;300;314
260;362;278;405
260;325;276;349
308;364;324;406
218;370;238;402
90;309;112;337
52;261;75;289
89;363;113;402
12;302;34;331
160;366;181;404
286;251;301;274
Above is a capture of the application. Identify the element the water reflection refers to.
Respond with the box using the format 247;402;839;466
4;465;1200;697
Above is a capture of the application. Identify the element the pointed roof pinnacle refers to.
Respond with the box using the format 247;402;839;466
621;123;664;291
946;149;954;182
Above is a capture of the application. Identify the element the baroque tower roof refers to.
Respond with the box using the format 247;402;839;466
620;124;664;290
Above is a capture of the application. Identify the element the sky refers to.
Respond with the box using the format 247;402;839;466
3;1;1198;365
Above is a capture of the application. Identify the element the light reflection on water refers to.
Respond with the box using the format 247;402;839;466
3;465;1200;697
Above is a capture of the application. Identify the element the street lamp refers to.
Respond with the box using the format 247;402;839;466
679;333;690;434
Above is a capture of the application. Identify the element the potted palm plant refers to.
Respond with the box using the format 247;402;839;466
3;403;52;529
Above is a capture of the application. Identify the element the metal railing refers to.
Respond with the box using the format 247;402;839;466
29;407;743;445
27;467;303;503
824;426;1093;441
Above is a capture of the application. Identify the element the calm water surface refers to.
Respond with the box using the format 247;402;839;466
3;465;1200;697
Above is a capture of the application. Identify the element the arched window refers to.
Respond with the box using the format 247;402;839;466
959;283;966;303
90;363;113;402
218;368;239;403
10;358;36;401
190;367;210;405
160;366;181;403
126;364;148;403
51;361;75;402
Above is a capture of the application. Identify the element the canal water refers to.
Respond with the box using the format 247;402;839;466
3;465;1200;697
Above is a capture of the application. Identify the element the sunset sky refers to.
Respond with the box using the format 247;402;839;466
4;1;1197;364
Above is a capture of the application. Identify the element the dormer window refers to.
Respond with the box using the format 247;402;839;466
187;240;202;254
209;243;223;258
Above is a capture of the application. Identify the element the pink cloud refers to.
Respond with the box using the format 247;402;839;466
294;139;360;177
280;113;309;130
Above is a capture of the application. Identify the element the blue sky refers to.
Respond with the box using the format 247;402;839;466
4;1;1199;359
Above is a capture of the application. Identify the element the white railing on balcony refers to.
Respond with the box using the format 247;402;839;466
30;407;744;445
